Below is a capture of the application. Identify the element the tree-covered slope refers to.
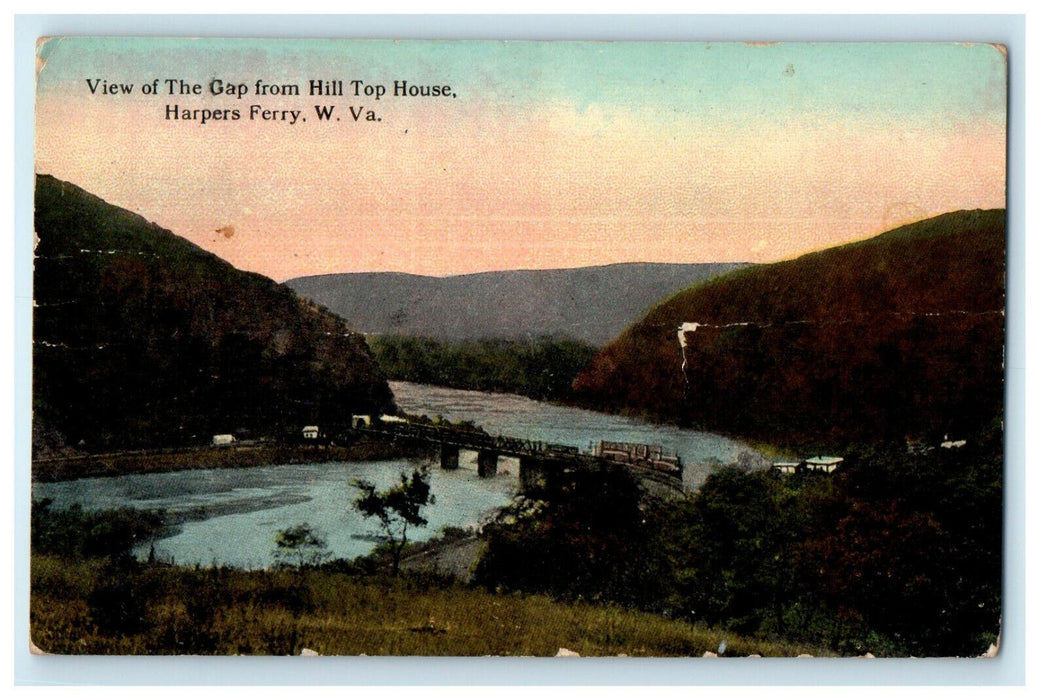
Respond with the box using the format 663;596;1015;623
367;335;598;402
33;175;393;454
571;210;1006;447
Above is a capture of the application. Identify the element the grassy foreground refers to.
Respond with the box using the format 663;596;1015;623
31;556;827;657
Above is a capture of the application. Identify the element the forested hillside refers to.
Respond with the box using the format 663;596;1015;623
367;335;597;402
33;175;393;454
571;210;1006;447
287;262;747;346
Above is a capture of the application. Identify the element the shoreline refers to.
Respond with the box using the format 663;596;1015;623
31;439;430;483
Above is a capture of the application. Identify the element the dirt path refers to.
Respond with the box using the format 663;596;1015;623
401;535;487;582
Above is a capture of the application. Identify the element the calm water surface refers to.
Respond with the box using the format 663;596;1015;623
34;382;754;568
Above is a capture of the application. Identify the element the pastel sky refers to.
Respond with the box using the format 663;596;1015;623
35;38;1007;281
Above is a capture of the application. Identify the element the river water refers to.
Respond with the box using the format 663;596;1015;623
33;382;754;568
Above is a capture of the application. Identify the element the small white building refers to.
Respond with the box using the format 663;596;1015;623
351;414;372;428
379;414;408;424
941;435;967;449
212;434;235;446
302;425;320;440
805;456;843;473
773;461;801;475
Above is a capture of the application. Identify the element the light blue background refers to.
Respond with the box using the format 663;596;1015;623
13;13;1026;687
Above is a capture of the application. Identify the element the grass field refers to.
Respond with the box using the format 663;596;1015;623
30;555;828;657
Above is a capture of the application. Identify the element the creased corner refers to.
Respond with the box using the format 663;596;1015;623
36;36;60;80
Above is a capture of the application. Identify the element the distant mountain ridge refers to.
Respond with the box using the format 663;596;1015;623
286;263;748;345
570;209;1006;447
33;175;393;455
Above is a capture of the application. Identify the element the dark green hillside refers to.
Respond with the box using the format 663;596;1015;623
571;210;1006;446
368;335;598;402
33;175;393;455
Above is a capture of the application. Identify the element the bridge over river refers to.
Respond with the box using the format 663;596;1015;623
355;421;686;498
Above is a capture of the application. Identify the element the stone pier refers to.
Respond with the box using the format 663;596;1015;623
519;455;549;493
439;442;460;470
477;450;498;478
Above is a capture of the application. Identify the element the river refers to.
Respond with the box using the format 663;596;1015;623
33;382;756;568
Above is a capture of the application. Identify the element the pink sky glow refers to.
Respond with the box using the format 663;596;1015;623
35;41;1007;281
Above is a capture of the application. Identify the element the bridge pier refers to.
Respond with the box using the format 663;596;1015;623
439;443;460;470
519;455;548;493
477;450;498;478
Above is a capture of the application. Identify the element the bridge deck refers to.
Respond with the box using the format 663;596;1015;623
358;423;685;491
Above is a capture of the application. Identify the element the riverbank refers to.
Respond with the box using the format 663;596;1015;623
31;439;430;483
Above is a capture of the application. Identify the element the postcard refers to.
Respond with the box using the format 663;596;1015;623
31;37;1007;659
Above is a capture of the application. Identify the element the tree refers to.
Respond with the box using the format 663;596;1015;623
353;467;435;575
272;523;331;569
475;467;658;604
